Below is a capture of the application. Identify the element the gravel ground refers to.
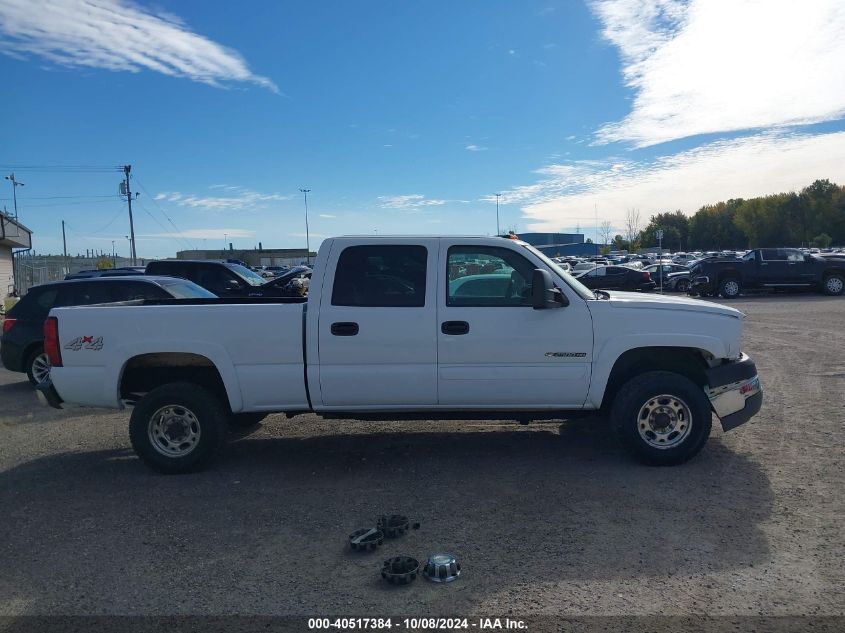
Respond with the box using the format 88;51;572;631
0;295;842;618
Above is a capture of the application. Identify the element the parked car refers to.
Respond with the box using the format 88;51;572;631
145;259;297;298
574;265;656;291
665;269;693;293
643;263;691;286
572;262;598;273
1;276;215;387
690;248;845;298
260;266;312;296
42;236;761;473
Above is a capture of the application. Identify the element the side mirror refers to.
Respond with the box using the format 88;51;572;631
532;269;567;309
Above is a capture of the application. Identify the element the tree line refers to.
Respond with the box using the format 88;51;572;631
609;179;845;252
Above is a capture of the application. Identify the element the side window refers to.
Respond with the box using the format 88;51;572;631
447;246;535;307
16;287;59;318
197;265;240;294
332;245;427;307
760;249;785;261
784;249;804;262
111;281;169;301
72;282;117;305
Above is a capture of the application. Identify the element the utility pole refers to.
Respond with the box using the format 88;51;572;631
5;173;24;221
120;165;137;265
494;193;501;236
61;220;68;273
112;240;116;267
299;188;311;265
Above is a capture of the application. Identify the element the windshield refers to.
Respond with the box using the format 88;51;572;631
158;279;218;298
521;244;596;301
227;264;267;287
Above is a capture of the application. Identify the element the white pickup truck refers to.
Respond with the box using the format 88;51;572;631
40;236;762;473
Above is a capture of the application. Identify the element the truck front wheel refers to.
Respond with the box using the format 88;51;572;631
821;273;844;296
718;277;742;298
129;382;227;474
611;371;712;466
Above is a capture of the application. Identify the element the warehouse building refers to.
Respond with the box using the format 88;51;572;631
175;245;314;267
516;232;604;257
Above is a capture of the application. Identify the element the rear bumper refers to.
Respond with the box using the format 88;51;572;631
705;353;762;431
0;338;25;373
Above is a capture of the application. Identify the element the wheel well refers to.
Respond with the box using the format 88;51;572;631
601;347;710;410
119;353;229;407
22;341;44;366
823;268;844;279
717;270;740;283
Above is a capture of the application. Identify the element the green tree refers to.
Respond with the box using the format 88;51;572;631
811;233;833;248
641;210;690;250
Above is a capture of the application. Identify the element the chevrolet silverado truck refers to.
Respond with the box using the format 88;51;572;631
689;248;845;298
40;236;762;473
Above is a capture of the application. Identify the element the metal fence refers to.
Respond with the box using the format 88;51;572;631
11;254;137;296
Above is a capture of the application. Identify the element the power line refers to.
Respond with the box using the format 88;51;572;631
134;176;197;250
0;164;122;173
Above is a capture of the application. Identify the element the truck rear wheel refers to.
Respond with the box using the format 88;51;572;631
822;273;844;296
611;371;712;466
129;382;227;474
718;277;742;298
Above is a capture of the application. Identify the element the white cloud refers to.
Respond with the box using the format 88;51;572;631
378;194;448;210
591;0;845;146
465;144;488;152
0;0;276;90
494;131;845;231
154;187;292;211
319;214;336;218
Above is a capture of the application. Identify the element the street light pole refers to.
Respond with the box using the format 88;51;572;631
299;188;312;265
112;240;116;267
5;173;24;221
494;193;501;236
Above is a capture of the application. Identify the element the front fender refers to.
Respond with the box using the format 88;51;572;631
587;334;729;408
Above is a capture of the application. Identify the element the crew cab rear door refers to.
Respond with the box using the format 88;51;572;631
316;239;439;407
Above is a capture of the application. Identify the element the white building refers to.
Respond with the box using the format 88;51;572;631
1;213;32;302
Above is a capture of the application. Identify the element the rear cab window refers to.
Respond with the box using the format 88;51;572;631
331;245;427;307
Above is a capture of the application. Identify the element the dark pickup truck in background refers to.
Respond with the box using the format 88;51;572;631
690;248;845;298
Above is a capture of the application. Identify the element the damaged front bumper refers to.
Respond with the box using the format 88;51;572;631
705;353;763;431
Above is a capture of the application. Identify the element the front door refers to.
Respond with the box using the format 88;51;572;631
317;241;439;407
437;242;593;408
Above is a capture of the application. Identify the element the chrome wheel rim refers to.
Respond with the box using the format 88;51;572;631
723;280;739;296
31;353;51;386
637;394;693;449
147;405;201;458
826;277;843;294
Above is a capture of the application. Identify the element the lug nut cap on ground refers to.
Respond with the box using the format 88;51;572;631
423;553;461;583
349;527;384;551
381;556;420;585
377;514;409;538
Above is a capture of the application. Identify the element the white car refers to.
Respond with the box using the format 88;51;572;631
42;236;762;473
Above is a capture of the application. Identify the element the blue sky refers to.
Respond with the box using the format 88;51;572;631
1;0;844;258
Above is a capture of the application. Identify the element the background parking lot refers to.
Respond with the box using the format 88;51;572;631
0;295;842;617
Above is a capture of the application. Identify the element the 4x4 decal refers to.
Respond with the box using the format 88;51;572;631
64;336;104;351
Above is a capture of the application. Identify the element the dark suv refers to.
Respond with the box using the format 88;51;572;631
145;260;306;297
1;276;214;386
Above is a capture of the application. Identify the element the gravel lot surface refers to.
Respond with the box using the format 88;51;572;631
0;295;842;618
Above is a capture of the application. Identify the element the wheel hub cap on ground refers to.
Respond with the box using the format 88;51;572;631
637;395;692;449
148;406;201;457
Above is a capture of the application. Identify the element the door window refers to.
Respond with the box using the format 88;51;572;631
331;245;427;307
111;281;170;301
70;282;117;305
446;246;535;306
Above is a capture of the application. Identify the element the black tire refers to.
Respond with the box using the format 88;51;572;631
25;346;51;387
611;371;712;466
718;277;742;299
675;278;690;293
129;382;227;474
821;273;844;296
229;412;268;429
